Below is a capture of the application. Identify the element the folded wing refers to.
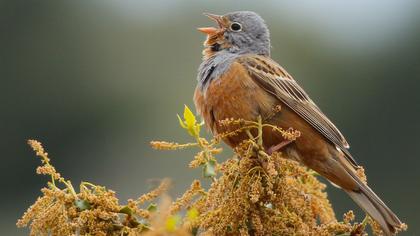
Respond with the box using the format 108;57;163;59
238;55;357;166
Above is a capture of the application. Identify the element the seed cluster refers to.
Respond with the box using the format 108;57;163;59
18;108;407;235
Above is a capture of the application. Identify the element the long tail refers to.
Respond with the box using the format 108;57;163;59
310;148;404;235
345;184;403;235
330;150;404;235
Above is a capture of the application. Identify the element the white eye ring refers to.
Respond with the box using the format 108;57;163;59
230;22;242;32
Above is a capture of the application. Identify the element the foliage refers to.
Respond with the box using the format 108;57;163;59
18;105;405;235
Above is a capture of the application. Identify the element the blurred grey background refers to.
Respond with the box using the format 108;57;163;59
1;0;419;235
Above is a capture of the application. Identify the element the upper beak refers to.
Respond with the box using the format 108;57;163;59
197;13;224;35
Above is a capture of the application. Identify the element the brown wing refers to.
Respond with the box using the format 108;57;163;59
237;55;357;166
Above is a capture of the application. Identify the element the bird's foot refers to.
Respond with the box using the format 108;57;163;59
266;140;293;155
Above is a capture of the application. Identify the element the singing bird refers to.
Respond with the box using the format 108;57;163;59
194;11;403;235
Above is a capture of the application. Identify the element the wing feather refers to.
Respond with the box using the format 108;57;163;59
239;55;357;166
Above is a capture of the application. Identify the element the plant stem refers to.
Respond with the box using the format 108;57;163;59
257;116;263;147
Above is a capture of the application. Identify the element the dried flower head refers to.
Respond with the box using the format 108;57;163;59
19;106;406;236
19;141;178;236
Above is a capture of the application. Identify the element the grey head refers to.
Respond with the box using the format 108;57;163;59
198;11;271;56
223;11;271;56
197;11;271;90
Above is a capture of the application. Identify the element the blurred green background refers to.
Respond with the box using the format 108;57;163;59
1;0;419;235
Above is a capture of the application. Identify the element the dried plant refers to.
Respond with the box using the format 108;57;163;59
18;105;407;235
17;141;185;236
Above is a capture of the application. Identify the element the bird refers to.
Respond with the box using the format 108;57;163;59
194;11;403;235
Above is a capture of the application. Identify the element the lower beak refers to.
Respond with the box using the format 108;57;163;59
197;13;224;35
197;27;218;35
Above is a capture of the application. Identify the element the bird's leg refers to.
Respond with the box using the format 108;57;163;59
266;140;293;155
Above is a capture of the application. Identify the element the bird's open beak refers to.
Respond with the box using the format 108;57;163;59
197;13;224;35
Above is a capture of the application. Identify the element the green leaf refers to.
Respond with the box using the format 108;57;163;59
177;114;187;129
75;199;91;211
187;208;199;220
165;215;181;232
184;105;196;128
119;206;132;215
177;105;200;137
147;203;157;212
203;159;216;177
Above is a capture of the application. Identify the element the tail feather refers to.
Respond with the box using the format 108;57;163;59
345;186;402;235
327;149;404;235
302;145;404;235
315;161;403;235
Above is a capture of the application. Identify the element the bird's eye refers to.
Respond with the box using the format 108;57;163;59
230;22;242;31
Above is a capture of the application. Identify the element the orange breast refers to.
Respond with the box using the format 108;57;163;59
194;61;280;147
